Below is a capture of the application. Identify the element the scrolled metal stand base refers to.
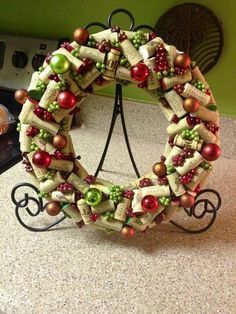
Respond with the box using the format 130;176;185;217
11;183;221;234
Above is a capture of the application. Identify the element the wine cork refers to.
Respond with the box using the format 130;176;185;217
39;171;65;193
174;134;203;151
32;135;57;154
19;124;31;152
62;204;83;222
167;117;190;136
73;160;89;179
28;71;40;90
67;172;89;193
163;141;173;158
165;146;182;166
103;48;120;79
49;158;74;173
77;199;93;224
92;29;118;42
199;168;211;187
144;57;161;90
193;123;217;144
95;216;123;232
38;80;59;109
77;45;106;64
60;115;73;131
186;166;208;191
89;184;110;195
176;151;203;176
162;70;192;90
52;48;83;71
70;41;80;49
19;100;35;124
91;199;115;214
92;79;114;91
95;178;113;187
115;66;136;83
79;66;101;89
141;185;170;197
120;39;143;66
191;66;209;89
164;202;179;221
51;190;75;203
114;198;131;221
209;90;216;104
167;172;186;196
164;90;186;118
139;37;164;59
29;113;60;135
59;72;82;97
140;205;165;224
27;151;47;180
128;217;148;231
38;66;54;84
181;83;210;106
52;107;74;123
191;105;219;124
164;44;176;67
131;189;144;214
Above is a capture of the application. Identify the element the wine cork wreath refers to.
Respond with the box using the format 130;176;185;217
16;26;221;238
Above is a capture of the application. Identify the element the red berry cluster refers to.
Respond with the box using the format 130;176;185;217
118;31;127;42
75;190;84;201
173;84;184;94
22;153;33;172
53;150;65;160
180;168;197;184
96;39;111;52
158;176;168;186
95;76;106;86
154;213;165;224
194;184;201;194
139;177;152;188
168;136;174;147
45;53;52;64
77;58;93;74
33;106;53;121
186;115;201;126
84;175;96;185
172;148;194;167
126;207;135;218
90;213;99;222
26;126;39;137
204;122;219;134
138;81;148;88
171;114;180;124
48;74;60;82
154;44;170;74
149;32;157;40
111;25;120;33
123;190;134;200
57;182;74;193
174;65;187;75
61;42;74;52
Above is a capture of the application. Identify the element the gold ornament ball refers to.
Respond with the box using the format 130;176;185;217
152;162;167;177
73;27;89;44
179;193;195;208
46;201;61;216
183;97;200;113
52;134;67;149
14;89;28;104
121;226;135;239
174;53;191;69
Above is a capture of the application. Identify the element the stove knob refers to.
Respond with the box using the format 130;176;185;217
32;54;46;71
12;51;28;69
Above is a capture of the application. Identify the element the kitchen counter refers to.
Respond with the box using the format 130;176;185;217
0;95;235;314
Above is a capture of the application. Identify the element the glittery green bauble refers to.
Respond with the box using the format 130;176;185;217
50;54;70;74
85;188;102;206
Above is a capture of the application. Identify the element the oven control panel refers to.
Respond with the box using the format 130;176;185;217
0;34;58;90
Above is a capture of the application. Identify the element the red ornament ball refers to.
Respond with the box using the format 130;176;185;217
201;143;221;161
183;97;200;113
32;150;51;169
73;27;89;44
46;201;61;216
174;53;191;69
14;89;28;104
141;195;159;213
57;91;76;109
179;193;195;208
131;63;149;82
121;226;135;238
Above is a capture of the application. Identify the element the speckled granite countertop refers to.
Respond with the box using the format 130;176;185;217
0;95;235;314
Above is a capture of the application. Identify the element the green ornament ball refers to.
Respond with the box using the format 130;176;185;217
50;54;70;74
85;188;102;206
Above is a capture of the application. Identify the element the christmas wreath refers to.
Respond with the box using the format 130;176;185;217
16;26;221;238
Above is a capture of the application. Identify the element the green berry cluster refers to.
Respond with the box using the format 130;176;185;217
119;56;130;69
103;211;115;221
87;35;96;47
200;161;212;171
71;48;79;58
30;141;39;152
167;164;176;175
191;79;207;93
159;196;170;207
36;80;46;93
38;191;48;198
181;129;199;141
44;170;55;180
109;185;123;203
96;62;106;73
117;79;131;86
71;71;83;84
48;101;59;113
16;122;21;132
38;66;44;73
111;39;120;48
190;61;197;70
131;30;147;49
56;81;66;91
157;67;175;80
39;129;50;139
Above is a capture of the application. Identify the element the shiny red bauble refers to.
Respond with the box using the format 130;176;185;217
141;195;159;213
32;151;51;168
121;226;135;239
73;27;89;44
174;53;191;69
201;143;221;161
131;63;149;82
57;91;76;109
